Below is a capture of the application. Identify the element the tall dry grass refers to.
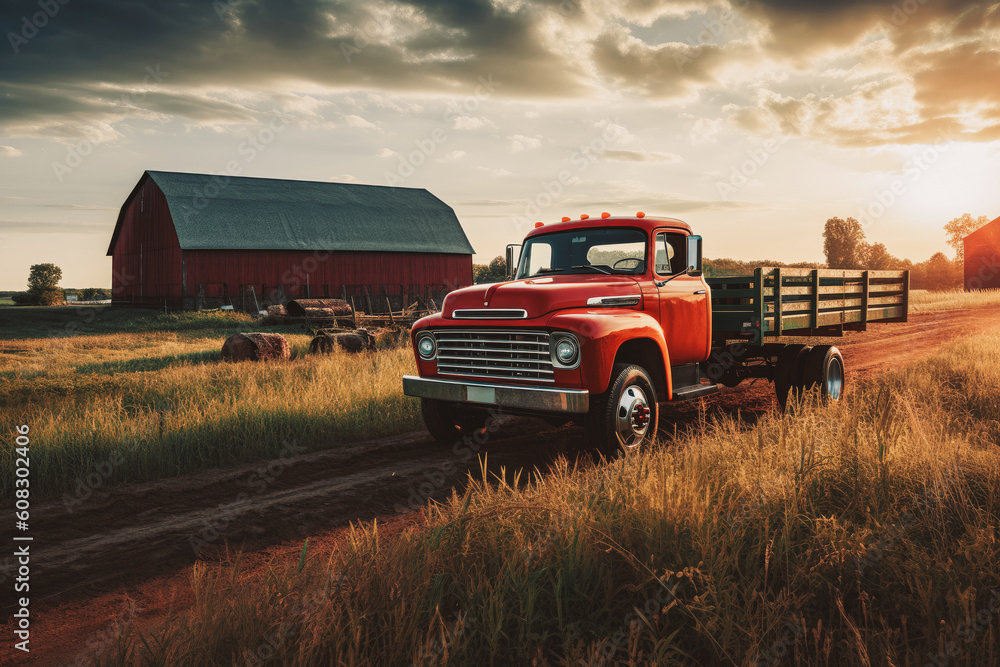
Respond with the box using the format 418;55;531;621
0;315;418;500
909;288;1000;312
95;332;1000;666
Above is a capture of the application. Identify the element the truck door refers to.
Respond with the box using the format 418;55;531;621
654;230;711;364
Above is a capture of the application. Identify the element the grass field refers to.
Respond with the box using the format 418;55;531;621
909;288;1000;311
0;307;418;500
94;331;1000;666
1;290;996;502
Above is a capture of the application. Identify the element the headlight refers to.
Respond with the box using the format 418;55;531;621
416;332;437;360
550;333;580;368
556;340;577;363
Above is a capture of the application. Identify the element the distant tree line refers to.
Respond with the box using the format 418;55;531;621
820;214;989;290
75;288;111;301
8;262;112;306
705;213;989;291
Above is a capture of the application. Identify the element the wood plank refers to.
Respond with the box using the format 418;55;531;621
754;267;764;343
868;295;905;306
774;267;782;336
811;270;820;328
765;284;865;296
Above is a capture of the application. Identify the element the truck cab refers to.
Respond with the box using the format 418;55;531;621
403;213;720;457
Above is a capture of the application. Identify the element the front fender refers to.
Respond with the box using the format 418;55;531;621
546;309;671;397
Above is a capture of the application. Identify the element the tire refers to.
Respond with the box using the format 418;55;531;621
802;345;845;403
775;344;810;411
420;398;490;446
586;364;658;460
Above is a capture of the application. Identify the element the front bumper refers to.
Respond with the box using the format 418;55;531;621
402;376;590;414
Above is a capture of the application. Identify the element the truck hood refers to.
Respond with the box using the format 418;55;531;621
442;274;642;320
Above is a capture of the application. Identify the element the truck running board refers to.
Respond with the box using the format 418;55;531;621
670;383;720;402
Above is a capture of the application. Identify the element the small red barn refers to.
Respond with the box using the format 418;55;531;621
963;216;1000;291
107;171;475;310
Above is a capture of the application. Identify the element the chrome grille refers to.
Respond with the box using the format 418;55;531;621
434;329;553;383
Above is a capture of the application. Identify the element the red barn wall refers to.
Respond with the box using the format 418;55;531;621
964;218;1000;291
110;178;183;305
183;249;473;311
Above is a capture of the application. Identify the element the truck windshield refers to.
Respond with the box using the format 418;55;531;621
515;228;647;279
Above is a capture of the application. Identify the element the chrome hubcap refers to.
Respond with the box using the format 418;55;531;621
614;385;650;448
827;358;844;400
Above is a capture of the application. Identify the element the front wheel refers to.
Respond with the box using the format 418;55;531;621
586;364;659;460
420;398;491;446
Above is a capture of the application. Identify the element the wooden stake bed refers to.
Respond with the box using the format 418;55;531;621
708;267;909;343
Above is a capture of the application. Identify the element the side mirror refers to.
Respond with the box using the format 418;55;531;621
505;244;522;281
686;235;703;276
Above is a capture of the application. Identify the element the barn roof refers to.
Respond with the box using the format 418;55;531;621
107;171;475;255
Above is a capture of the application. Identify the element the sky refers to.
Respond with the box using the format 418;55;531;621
1;0;999;290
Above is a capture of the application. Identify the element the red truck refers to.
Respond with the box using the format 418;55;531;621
403;213;909;458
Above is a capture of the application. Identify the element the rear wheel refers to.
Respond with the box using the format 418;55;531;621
802;345;845;402
421;398;490;446
775;344;810;411
586;364;658;460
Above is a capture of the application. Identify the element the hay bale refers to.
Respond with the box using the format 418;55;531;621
286;299;353;318
222;332;291;362
266;304;287;317
309;335;336;355
372;326;409;349
333;329;376;353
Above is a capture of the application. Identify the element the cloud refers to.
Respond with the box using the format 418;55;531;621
907;41;1000;140
0;0;591;110
452;115;495;130
690;117;723;144
131;91;259;124
344;114;381;131
0;146;23;157
743;0;996;60
0;221;110;235
590;23;756;99
604;149;682;163
1;0;999;151
507;134;542;152
475;166;511;176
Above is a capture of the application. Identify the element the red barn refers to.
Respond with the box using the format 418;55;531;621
963;215;1000;291
107;171;475;310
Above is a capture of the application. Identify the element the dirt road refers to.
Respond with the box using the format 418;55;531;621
2;306;997;665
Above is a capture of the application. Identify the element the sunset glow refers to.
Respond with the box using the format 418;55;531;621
1;0;999;287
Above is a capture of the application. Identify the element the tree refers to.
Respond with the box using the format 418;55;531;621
823;217;866;269
473;256;507;284
944;213;990;261
922;252;961;290
25;263;63;306
80;287;110;301
862;242;898;270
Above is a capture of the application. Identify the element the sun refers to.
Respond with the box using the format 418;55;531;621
896;141;1000;224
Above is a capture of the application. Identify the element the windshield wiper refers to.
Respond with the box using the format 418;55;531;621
571;264;611;275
